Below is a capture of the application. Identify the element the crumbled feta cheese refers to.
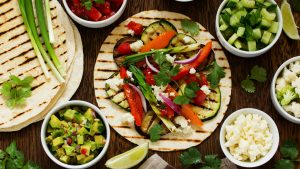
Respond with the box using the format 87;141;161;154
127;29;135;36
295;88;300;96
174;116;194;135
165;54;176;64
189;68;196;74
126;70;134;81
283;68;297;83
152;85;167;102
105;78;124;91
183;36;192;44
290;62;300;74
224;114;273;162
283;102;300;118
169;92;175;97
292;77;300;89
276;78;288;91
119;113;135;125
174;116;188;128
130;40;144;52
200;85;211;95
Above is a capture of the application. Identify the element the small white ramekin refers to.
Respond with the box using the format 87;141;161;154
215;0;283;58
271;56;300;124
62;0;128;28
41;100;111;169
220;108;279;168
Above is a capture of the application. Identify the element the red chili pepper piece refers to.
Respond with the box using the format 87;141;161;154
117;42;132;55
127;21;144;35
120;66;128;79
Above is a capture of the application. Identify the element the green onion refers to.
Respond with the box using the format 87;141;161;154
36;0;66;77
23;0;65;83
18;0;50;79
44;0;55;43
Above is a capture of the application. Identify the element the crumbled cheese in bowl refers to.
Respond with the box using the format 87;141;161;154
224;114;273;162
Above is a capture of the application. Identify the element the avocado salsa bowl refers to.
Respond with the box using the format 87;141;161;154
41;101;110;169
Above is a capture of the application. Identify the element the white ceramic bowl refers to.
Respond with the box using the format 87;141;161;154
220;108;279;168
41;100;111;169
215;0;283;58
271;56;300;124
62;0;128;28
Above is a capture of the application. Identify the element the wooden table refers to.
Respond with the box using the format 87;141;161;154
1;0;300;168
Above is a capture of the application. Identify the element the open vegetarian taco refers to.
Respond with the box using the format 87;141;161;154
94;10;232;151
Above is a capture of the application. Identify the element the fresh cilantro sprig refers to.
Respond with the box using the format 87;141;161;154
149;124;163;142
181;19;200;36
0;75;34;108
174;82;200;105
179;147;221;169
0;141;40;169
153;52;180;86
82;0;105;10
241;65;267;93
207;61;225;88
274;140;299;169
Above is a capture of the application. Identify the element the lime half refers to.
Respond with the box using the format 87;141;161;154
281;0;300;40
105;142;149;169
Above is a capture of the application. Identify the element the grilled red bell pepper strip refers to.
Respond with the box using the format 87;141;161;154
172;41;212;81
123;84;144;126
193;90;207;106
120;66;128;79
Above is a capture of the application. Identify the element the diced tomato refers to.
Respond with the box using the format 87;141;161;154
164;85;178;100
117;42;132;55
143;67;156;85
127;21;144;35
184;74;199;84
73;0;80;6
199;73;208;86
81;148;87;155
161;105;174;119
66;138;72;145
193;90;207;106
97;2;112;15
85;7;102;21
110;0;123;10
120;66;127;79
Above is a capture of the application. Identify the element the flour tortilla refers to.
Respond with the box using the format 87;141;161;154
0;21;84;132
94;11;232;151
0;0;77;129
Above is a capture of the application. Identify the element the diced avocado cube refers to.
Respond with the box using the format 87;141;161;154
90;121;104;136
95;135;106;148
51;129;64;138
247;41;257;51
84;108;95;123
86;141;97;151
82;155;94;164
228;33;238;45
237;27;245;37
261;18;272;29
234;40;242;49
51;145;59;151
74;112;85;124
49;115;61;129
64;109;76;121
253;28;262;40
78;127;89;135
268;22;279;34
76;154;85;161
64;146;75;156
61;121;69;128
46;135;53;144
77;135;84;145
59;155;70;164
56;148;66;157
80;145;91;156
47;126;54;133
52;137;64;147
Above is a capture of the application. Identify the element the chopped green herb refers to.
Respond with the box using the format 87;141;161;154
280;140;299;160
149;124;163;142
181;19;200;36
174;82;200;105
250;65;267;82
274;159;295;169
207;61;225;88
203;155;222;169
0;75;34;108
241;77;256;93
83;0;93;10
180;147;202;167
94;0;105;4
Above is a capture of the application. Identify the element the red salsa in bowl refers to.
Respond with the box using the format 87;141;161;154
66;0;123;21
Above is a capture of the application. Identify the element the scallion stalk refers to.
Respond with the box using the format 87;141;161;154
24;0;65;83
44;0;55;44
36;0;66;77
18;0;50;79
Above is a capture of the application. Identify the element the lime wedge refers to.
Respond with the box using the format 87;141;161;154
105;142;149;169
281;0;300;40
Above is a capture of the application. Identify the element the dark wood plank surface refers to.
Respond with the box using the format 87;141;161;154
1;0;300;168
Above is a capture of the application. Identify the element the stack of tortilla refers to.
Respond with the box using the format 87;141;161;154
0;0;84;132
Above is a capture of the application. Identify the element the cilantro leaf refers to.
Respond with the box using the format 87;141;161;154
174;82;200;105
203;155;221;169
241;78;255;93
149;124;163;142
280;140;299;160
180;147;202;167
220;11;231;25
23;161;41;169
174;95;190;105
5;141;24;169
83;0;93;10
274;159;295;169
94;0;105;4
181;19;199;36
0;150;5;159
250;65;267;82
207;61;225;88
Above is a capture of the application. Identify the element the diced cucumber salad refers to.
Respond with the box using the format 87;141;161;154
219;0;279;51
46;106;106;165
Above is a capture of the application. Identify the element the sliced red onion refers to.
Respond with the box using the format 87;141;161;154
174;49;202;64
159;93;181;114
145;56;159;73
129;83;147;112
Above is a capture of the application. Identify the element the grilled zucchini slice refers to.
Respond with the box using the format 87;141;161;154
141;20;177;44
168;33;197;47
